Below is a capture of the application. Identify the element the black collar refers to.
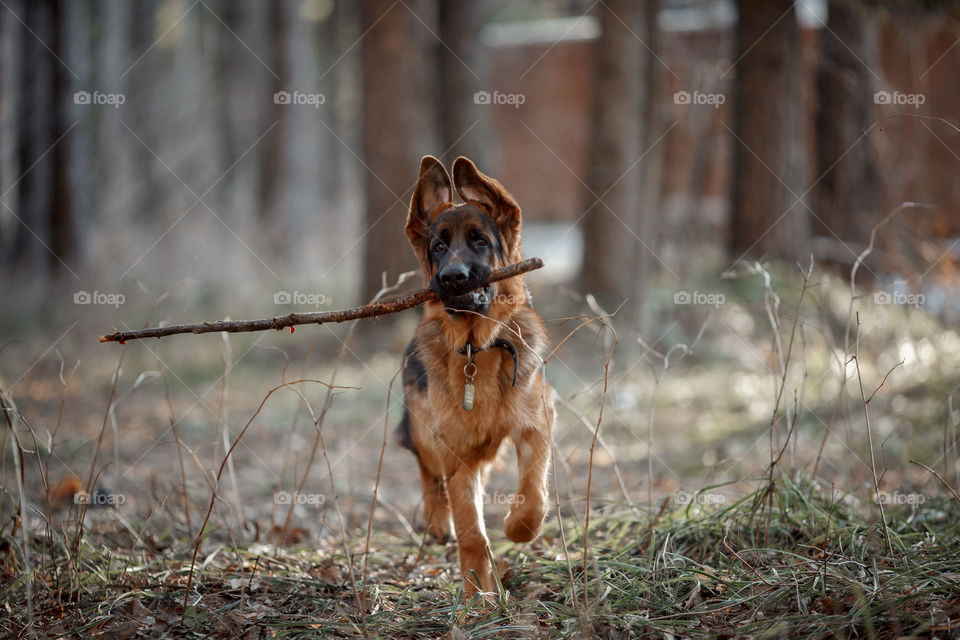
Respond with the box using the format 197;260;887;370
457;339;519;387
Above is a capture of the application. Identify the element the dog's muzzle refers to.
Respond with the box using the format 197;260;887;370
431;263;495;312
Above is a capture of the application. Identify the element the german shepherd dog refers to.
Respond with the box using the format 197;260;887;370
398;156;556;595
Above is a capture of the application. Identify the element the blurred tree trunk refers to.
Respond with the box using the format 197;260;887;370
212;0;244;206
813;0;882;254
313;0;345;201
127;0;163;225
48;0;76;277
580;0;644;310
0;4;9;261
360;0;434;302
636;0;665;330
11;0;76;278
11;0;44;271
730;0;809;262
437;0;491;168
97;0;133;244
258;0;292;255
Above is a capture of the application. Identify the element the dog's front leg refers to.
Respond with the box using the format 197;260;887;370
417;461;452;542
505;421;552;543
447;460;494;595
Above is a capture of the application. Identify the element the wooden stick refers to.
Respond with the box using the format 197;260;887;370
99;257;544;344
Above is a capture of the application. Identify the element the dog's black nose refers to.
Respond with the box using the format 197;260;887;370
438;263;471;290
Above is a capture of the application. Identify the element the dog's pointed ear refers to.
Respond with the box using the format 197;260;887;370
406;156;452;249
453;157;522;258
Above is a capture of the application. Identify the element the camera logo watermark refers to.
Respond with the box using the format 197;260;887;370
474;90;525;109
673;291;725;308
274;291;329;308
673;491;725;507
874;90;925;108
74;90;126;108
673;90;725;109
873;291;924;308
74;291;125;308
74;490;126;506
274;491;326;507
273;90;326;108
875;491;925;506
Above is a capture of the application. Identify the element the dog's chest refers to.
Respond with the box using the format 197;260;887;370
427;349;516;448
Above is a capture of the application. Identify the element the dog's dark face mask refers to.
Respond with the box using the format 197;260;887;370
427;206;504;314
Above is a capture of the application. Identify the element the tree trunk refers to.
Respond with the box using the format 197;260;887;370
730;0;809;262
48;0;76;278
360;0;434;302
0;3;9;261
636;0;665;331
313;0;345;202
437;0;491;169
11;0;76;277
258;0;293;256
580;0;645;309
813;0;882;254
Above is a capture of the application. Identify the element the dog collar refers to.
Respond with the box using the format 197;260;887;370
457;339;519;387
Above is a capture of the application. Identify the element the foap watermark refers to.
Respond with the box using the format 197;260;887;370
474;90;525;109
74;90;126;108
74;490;126;506
484;491;524;506
74;290;125;308
874;90;925;108
673;491;725;507
673;90;725;109
873;291;925;308
673;290;725;308
875;491;926;506
491;293;529;306
274;291;329;308
274;491;326;507
273;90;326;108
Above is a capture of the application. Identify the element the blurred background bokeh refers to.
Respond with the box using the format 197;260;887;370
2;0;960;541
3;0;959;313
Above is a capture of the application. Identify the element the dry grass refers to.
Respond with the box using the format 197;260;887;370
2;476;958;638
3;248;960;638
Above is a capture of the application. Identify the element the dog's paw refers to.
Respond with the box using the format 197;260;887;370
425;521;452;544
504;506;544;543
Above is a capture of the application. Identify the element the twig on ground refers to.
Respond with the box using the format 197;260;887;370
183;378;349;612
582;306;617;619
635;317;709;509
853;313;894;555
0;390;34;632
909;459;960;504
556;396;632;509
813;203;931;481
759;258;815;504
216;329;244;533
314;269;420;637
362;365;405;615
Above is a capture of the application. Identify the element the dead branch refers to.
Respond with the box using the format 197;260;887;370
99;257;544;344
909;459;960;504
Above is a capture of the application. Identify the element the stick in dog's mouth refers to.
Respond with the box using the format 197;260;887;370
98;257;543;343
442;283;496;312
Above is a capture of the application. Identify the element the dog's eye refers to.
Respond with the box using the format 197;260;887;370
474;237;488;248
433;242;447;255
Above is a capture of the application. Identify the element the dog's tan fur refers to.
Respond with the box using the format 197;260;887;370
398;156;555;595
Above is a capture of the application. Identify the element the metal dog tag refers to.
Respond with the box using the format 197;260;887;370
462;344;477;411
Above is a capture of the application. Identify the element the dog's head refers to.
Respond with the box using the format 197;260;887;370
405;156;523;314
